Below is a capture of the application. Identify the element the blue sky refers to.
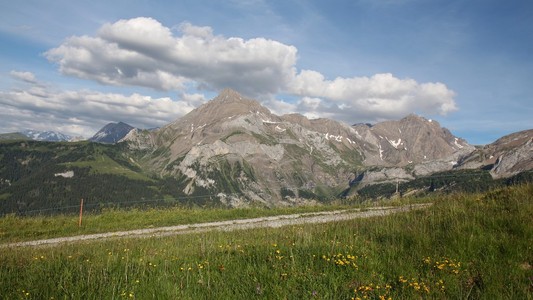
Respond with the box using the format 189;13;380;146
1;0;532;144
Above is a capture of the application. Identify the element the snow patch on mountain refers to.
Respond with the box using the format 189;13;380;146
454;137;464;149
21;130;74;142
387;138;402;149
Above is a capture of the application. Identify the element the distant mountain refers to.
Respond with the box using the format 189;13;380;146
20;130;74;142
0;130;80;142
89;122;135;144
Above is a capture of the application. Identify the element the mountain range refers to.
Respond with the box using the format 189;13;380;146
0;130;78;142
123;88;532;205
0;123;137;143
0;88;531;214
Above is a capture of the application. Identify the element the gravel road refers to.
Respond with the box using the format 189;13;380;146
2;203;431;248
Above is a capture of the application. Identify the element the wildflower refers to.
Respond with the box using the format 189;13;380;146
436;279;445;291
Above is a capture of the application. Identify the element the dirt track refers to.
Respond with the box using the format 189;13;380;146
2;203;431;248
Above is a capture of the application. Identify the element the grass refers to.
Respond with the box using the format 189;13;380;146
61;153;153;182
1;184;532;299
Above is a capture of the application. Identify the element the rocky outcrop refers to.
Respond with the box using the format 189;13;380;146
351;168;415;187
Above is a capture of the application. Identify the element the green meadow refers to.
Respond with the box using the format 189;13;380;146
1;185;532;299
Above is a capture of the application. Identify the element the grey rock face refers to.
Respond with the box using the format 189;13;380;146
458;129;533;178
356;114;473;167
89;122;135;144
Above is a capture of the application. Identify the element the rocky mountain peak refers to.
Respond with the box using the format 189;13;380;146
89;121;135;144
206;88;270;116
165;88;273;131
351;113;472;168
216;88;246;101
403;113;430;122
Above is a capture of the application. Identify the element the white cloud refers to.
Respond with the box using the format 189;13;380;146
286;71;457;123
10;70;38;84
177;22;214;39
0;75;203;137
42;17;457;125
45;17;298;96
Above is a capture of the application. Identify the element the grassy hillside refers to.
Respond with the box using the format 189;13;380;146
352;169;533;200
1;184;532;299
0;141;197;215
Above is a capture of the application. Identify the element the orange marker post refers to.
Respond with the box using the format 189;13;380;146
79;198;84;227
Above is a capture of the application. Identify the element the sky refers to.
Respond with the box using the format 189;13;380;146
1;0;532;145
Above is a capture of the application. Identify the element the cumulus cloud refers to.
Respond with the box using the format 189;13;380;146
43;17;457;124
286;71;457;123
45;17;298;96
0;74;204;137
